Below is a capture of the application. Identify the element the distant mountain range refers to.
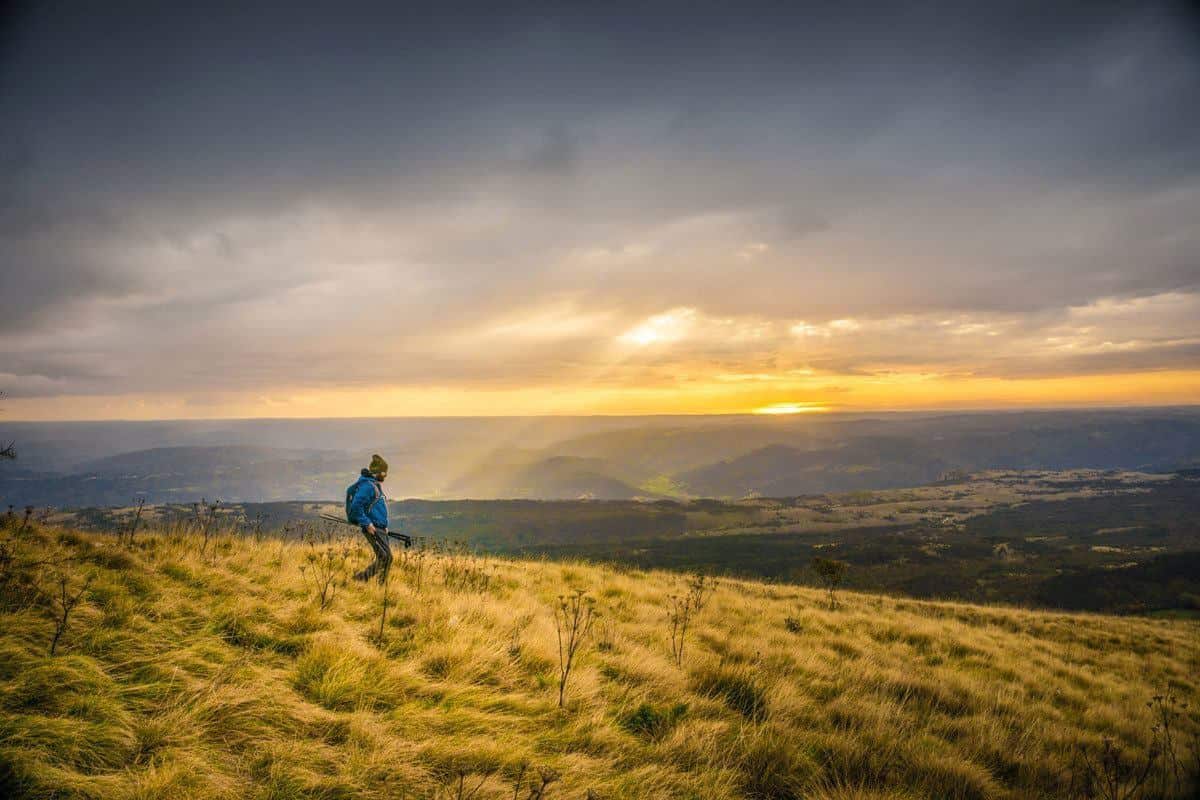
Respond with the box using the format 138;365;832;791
2;408;1199;507
678;439;952;497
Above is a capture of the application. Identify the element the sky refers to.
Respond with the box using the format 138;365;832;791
1;1;1199;420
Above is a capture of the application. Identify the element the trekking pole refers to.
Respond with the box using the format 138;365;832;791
318;513;412;548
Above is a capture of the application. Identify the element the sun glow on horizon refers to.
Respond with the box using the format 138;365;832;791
752;402;830;415
3;369;1199;422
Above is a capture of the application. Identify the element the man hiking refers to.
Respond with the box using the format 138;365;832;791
348;454;392;583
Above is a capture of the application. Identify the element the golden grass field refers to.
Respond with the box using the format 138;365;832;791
1;521;1197;799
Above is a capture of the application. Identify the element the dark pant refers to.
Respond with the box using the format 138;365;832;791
354;526;393;584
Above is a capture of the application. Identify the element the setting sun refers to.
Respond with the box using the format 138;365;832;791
752;402;830;415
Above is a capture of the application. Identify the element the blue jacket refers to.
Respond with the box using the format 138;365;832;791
348;472;388;530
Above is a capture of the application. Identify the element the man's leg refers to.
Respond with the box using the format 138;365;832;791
354;526;388;582
372;528;393;584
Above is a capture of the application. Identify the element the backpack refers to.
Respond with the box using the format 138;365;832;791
345;477;382;525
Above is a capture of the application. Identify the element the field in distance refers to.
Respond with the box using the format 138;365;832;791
51;469;1200;615
0;521;1197;799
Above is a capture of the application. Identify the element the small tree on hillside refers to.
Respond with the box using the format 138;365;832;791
811;556;848;610
1;392;15;460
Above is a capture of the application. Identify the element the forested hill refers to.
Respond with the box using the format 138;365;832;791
2;408;1199;505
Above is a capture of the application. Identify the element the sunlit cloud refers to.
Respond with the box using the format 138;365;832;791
790;322;830;338
618;308;697;346
790;318;861;338
714;372;784;383
475;306;615;342
736;242;770;260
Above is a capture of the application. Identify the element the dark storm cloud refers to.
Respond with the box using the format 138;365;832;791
1;0;1199;402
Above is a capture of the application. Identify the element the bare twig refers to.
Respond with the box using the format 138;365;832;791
122;497;146;547
195;498;221;557
1070;735;1160;800
527;767;560;800
47;570;94;656
446;767;493;800
298;523;351;610
667;574;715;667
554;589;596;708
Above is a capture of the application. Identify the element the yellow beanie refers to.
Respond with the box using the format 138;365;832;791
368;454;388;479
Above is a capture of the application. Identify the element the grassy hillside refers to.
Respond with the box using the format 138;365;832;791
50;470;1200;614
1;523;1198;799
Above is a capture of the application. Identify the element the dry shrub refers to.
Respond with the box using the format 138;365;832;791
292;637;400;712
736;723;819;799
691;662;769;721
619;701;688;741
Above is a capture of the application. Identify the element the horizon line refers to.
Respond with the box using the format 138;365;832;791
3;401;1198;426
